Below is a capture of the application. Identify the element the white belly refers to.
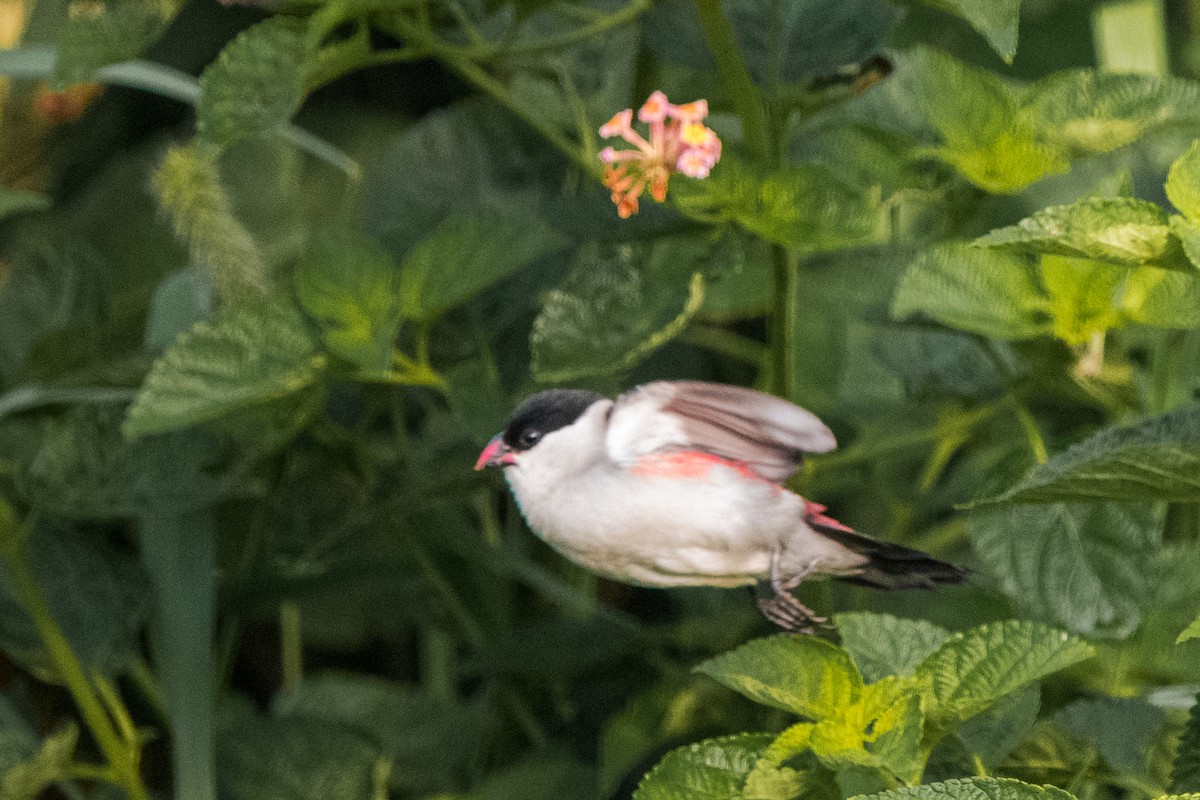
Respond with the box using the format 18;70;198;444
505;461;863;587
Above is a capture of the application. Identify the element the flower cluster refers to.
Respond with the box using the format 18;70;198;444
598;91;721;218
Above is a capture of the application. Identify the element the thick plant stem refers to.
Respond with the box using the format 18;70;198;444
692;0;770;163
2;535;148;800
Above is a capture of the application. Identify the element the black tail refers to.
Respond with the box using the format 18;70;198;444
811;522;969;591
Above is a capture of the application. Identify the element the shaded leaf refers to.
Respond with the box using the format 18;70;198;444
1173;692;1200;793
979;405;1200;503
695;635;862;719
633;733;773;800
399;212;568;321
954;684;1040;770
1054;696;1164;774
124;297;324;439
853;777;1076;800
914;0;1021;62
145;267;213;351
295;228;402;371
975;198;1186;269
892;243;1052;339
217;715;387;800
970;503;1160;638
197;17;310;149
834;613;950;683
530;239;706;383
915;620;1093;728
53;0;167;87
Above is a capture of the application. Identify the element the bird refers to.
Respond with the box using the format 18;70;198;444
474;381;966;632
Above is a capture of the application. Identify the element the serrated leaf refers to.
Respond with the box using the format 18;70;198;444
852;777;1076;800
835;613;950;683
399;212;567;321
0;525;149;678
1173;692;1200;792
808;676;925;783
976;199;1184;268
954;684;1040;770
971;503;1159;638
917;0;1021;62
53;0;167;87
931;132;1068;195
0;187;50;220
1169;141;1200;223
217;715;388;800
980;405;1200;503
892;243;1052;340
1037;256;1129;345
1024;71;1200;155
696;635;862;719
123;297;324;439
197;17;310;150
1054;696;1164;774
295;228;402;371
273;674;488;796
915;620;1093;728
530;239;706;383
633;733;773;800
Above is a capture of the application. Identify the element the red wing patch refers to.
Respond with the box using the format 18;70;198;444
628;451;766;483
803;501;855;532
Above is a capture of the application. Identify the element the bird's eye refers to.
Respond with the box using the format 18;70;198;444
518;429;542;449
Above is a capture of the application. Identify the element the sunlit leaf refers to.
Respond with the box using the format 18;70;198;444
979;405;1200;503
808;676;925;783
970;503;1161;638
853;777;1077;800
197;17;311;149
633;733;773;800
976;198;1186;269
915;620;1093;728
123;297;325;439
892;243;1052;339
399;212;568;321
834;612;950;683
1168;140;1200;223
695;635;862;719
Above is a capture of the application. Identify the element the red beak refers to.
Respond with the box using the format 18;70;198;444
475;435;516;470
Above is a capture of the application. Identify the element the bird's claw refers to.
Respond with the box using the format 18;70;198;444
756;590;831;634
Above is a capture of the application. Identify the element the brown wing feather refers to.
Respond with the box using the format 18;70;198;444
619;381;836;483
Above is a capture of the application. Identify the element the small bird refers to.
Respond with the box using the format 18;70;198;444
475;381;965;631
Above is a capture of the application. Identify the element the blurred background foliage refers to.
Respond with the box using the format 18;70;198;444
5;0;1200;799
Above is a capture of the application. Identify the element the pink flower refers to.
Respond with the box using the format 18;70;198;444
597;92;722;218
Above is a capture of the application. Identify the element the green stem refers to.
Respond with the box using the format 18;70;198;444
1009;398;1049;464
2;537;148;800
692;0;769;163
681;325;767;365
498;0;652;56
770;246;799;398
279;602;304;690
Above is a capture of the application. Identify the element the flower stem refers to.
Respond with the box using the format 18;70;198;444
691;0;769;164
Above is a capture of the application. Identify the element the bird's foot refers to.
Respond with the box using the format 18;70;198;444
756;590;831;634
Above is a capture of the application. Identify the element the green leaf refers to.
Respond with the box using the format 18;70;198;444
953;684;1040;770
530;239;707;383
1037;256;1133;345
1024;71;1200;155
633;733;774;800
145;267;213;351
915;0;1021;62
808;676;925;783
1172;216;1200;272
1173;691;1200;793
852;777;1076;800
217;715;388;800
273;674;488;796
728;0;900;85
399;212;568;321
123;297;324;439
1054;696;1164;775
53;0;166;87
0;525;149;679
892;243;1052;339
915;620;1093;728
0;720;76;800
0;187;50;221
196;17;310;150
979;405;1200;503
695;635;862;719
976;198;1186;269
834;613;950;683
1169;141;1200;223
1179;614;1200;644
971;503;1160;638
295;228;402;372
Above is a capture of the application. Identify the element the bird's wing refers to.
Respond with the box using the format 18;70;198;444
605;381;836;483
